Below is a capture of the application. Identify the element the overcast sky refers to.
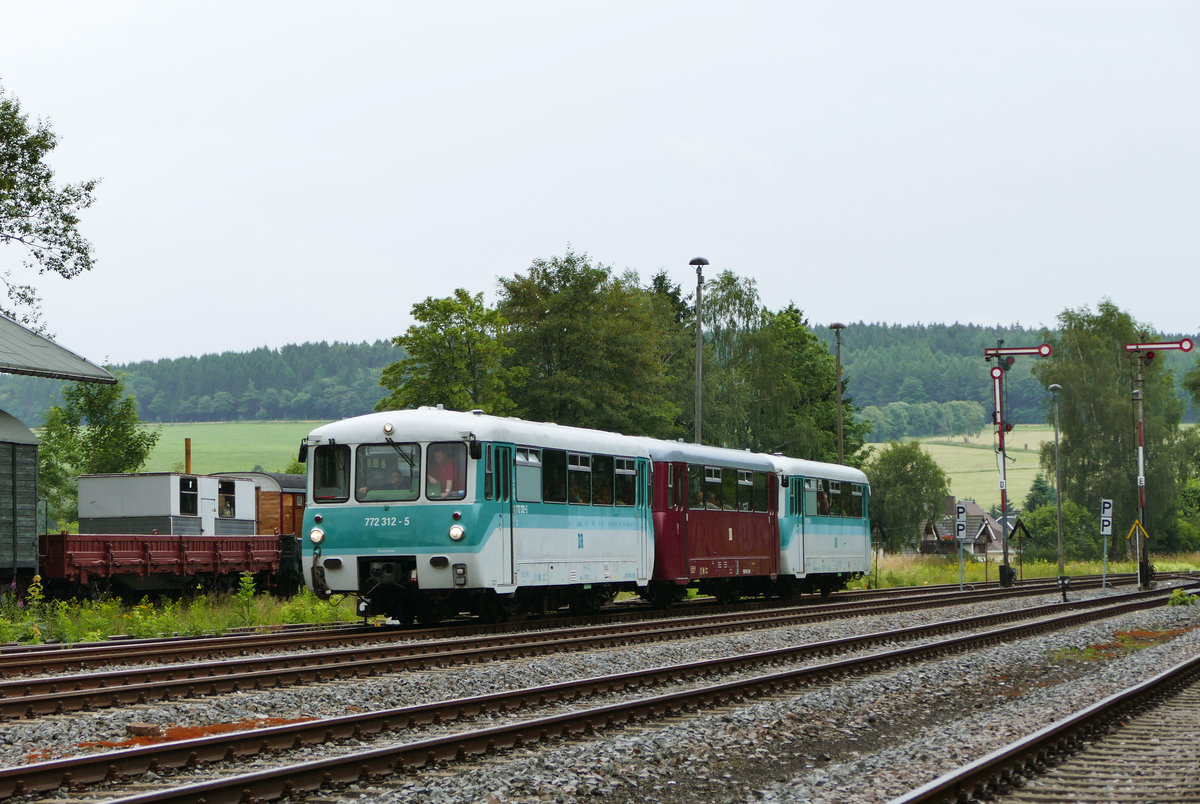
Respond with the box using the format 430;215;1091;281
3;1;1197;365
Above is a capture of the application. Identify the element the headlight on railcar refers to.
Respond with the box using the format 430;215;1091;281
448;524;465;542
309;527;325;545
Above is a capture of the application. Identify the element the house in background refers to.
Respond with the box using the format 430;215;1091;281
921;496;1004;560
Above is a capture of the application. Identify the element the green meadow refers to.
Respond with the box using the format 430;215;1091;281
139;421;329;474
888;424;1056;512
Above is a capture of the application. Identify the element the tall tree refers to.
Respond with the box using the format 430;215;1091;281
1031;301;1186;554
497;249;678;435
864;441;950;553
743;304;870;463
697;271;761;448
376;288;522;414
38;375;160;525
0;84;98;328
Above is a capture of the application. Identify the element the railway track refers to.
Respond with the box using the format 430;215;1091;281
0;573;1137;682
0;584;1182;802
0;576;1142;720
896;645;1200;803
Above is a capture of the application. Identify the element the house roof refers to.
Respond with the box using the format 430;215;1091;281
0;313;115;384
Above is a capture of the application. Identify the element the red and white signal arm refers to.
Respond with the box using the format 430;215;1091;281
1124;338;1193;353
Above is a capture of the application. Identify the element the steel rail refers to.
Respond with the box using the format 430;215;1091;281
0;573;1139;676
0;577;1146;720
893;650;1200;804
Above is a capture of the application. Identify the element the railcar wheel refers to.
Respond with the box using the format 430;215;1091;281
715;582;741;605
478;592;511;624
647;582;680;609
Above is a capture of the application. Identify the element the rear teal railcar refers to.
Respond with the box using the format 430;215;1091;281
774;456;871;596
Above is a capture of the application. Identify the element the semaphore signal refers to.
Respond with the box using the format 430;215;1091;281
984;341;1052;586
1124;336;1194;589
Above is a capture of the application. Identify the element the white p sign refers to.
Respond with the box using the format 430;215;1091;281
1100;499;1113;537
956;503;968;542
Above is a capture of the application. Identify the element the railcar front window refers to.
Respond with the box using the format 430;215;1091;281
357;443;419;502
313;444;351;502
426;442;467;500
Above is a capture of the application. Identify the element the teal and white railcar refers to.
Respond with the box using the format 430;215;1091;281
773;456;870;596
300;408;653;622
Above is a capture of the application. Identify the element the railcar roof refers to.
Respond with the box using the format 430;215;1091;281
771;455;869;486
306;408;654;458
639;438;778;471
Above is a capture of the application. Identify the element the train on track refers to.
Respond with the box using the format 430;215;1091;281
300;407;871;623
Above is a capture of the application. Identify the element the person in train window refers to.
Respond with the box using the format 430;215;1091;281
428;445;465;499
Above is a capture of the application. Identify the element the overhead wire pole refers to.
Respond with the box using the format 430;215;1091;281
1122;336;1193;590
983;341;1052;586
831;323;846;464
690;257;709;445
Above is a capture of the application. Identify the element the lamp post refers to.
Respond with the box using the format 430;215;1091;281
1049;383;1069;601
830;323;846;464
690;257;708;445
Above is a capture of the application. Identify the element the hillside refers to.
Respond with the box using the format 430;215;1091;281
1;322;1195;439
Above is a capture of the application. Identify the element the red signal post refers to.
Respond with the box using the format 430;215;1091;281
984;342;1052;586
1124;337;1193;589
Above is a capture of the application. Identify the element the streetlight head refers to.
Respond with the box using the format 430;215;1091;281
688;257;709;267
1048;384;1062;393
830;322;846;332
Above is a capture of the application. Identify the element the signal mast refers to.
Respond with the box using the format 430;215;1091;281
1123;336;1193;589
983;340;1052;586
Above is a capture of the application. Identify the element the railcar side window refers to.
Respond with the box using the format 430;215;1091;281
592;455;614;506
753;472;769;513
704;466;723;509
356;443;419;502
568;453;591;505
803;478;817;516
313;444;351;503
828;481;843;516
818;480;832;515
736;470;753;511
542;448;567;503
849;483;864;517
426;442;467;500
615;457;636;506
688;464;705;509
515;448;542;503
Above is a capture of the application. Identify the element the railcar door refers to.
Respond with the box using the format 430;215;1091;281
638;458;652;582
492;444;515;587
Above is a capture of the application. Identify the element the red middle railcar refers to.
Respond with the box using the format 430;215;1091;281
644;441;780;606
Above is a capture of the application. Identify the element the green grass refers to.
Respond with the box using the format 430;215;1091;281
0;578;357;645
868;425;1055;511
139;421;328;474
854;552;1200;589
